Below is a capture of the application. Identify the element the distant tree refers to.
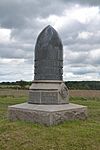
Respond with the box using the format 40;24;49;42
65;81;100;90
0;81;100;90
16;80;27;89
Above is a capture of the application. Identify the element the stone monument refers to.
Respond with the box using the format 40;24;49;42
28;25;69;104
8;25;87;126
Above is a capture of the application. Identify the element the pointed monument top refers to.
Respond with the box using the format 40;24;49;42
34;25;63;80
46;25;52;28
44;25;55;30
35;25;62;51
41;25;58;33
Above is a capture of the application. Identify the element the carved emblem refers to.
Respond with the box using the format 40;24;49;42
59;83;68;99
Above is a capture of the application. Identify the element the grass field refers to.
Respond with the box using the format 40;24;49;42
0;90;100;150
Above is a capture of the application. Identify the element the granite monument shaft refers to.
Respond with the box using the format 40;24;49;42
34;25;63;80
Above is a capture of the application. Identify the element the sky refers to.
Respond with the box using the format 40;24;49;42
0;0;100;82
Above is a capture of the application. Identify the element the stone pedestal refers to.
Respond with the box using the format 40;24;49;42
28;80;69;104
8;80;87;126
8;103;87;126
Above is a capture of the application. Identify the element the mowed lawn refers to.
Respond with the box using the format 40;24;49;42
0;92;100;150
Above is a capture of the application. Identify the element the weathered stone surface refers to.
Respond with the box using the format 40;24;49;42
59;83;68;100
34;25;63;80
28;80;69;104
8;103;87;126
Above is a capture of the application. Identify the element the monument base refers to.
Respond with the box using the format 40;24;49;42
8;103;87;126
28;80;69;104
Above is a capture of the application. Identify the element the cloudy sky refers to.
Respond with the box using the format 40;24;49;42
0;0;100;82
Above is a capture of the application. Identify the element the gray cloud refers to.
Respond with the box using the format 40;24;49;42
0;42;33;59
0;0;100;30
62;0;100;6
0;0;66;29
72;68;95;75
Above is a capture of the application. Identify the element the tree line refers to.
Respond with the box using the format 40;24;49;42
65;81;100;90
0;80;100;90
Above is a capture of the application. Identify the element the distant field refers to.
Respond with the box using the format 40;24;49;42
0;89;100;98
0;89;28;97
69;90;100;98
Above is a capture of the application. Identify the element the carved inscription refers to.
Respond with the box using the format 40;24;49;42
34;25;63;80
41;92;58;104
29;91;40;103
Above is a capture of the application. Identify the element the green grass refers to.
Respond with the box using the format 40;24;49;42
0;96;100;150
